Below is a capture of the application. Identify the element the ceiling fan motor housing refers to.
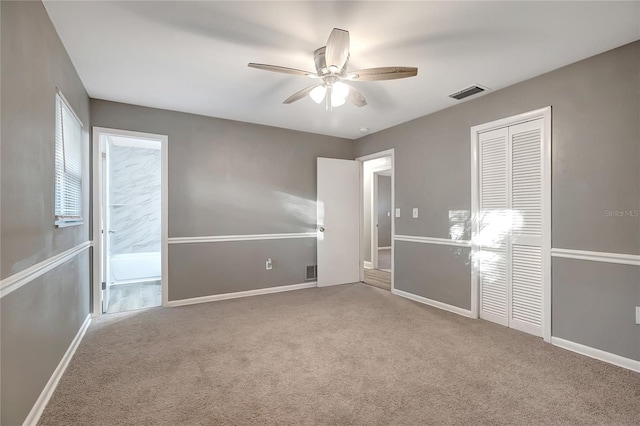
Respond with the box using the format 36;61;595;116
314;47;349;78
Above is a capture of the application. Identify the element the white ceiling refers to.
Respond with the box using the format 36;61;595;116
43;1;639;140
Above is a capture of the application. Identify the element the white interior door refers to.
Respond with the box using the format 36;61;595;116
478;127;510;327
101;138;111;313
508;119;544;336
317;157;360;287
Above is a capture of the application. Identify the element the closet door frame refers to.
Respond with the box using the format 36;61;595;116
470;106;551;342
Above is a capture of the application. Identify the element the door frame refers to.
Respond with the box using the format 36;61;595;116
356;149;395;291
470;106;551;341
91;127;169;317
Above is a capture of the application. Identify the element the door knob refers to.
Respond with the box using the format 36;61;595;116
319;227;325;232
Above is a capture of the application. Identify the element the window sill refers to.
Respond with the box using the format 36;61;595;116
55;220;84;228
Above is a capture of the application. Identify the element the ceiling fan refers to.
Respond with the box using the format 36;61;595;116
248;28;418;110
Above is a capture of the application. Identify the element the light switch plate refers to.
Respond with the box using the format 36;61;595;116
395;208;401;218
266;258;272;270
636;307;640;325
412;208;419;218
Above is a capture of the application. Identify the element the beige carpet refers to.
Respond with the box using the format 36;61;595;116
39;284;640;425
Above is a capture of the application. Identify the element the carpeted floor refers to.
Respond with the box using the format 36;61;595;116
39;283;640;425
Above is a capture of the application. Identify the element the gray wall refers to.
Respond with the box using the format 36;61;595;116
0;2;91;424
552;258;639;361
90;100;354;300
395;243;471;310
355;41;640;360
169;239;315;300
377;175;392;248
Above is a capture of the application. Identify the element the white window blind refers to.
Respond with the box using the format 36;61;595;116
54;92;83;227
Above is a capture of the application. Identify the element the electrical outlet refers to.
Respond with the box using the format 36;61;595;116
395;208;400;218
636;307;640;325
266;258;272;270
412;208;419;218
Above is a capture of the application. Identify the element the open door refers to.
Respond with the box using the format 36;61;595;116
100;138;110;313
317;157;360;287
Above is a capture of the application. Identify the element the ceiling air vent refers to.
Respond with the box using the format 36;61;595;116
449;84;488;101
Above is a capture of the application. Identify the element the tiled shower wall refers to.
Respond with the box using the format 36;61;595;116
109;145;161;254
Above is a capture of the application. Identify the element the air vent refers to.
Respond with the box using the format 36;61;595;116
449;84;488;100
306;265;317;280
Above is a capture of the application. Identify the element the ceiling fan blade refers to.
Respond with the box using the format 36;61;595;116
283;84;322;104
347;67;418;81
248;63;316;77
346;84;367;107
325;28;350;71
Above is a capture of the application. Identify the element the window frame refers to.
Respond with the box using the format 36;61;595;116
54;90;84;228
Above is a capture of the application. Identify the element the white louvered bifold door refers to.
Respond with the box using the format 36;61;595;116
478;119;544;337
509;119;543;337
478;127;509;327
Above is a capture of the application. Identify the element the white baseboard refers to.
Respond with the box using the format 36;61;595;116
378;246;391;250
551;337;640;373
23;314;92;426
363;261;372;269
392;288;473;318
167;281;317;307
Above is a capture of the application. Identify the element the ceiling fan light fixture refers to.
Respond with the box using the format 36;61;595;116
249;28;417;110
309;85;327;104
331;94;346;108
332;82;349;101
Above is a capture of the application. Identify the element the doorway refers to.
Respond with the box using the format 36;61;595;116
357;150;394;291
92;128;168;316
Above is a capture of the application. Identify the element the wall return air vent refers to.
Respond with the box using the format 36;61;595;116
449;84;489;100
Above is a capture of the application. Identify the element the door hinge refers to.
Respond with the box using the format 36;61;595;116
101;281;106;290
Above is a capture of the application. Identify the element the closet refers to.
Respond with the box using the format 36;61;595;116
477;118;546;337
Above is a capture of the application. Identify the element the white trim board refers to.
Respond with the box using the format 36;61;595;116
0;241;91;299
356;149;395;162
378;246;391;250
551;248;640;267
363;261;373;270
551;337;640;373
167;281;317;307
168;232;317;245
394;235;471;248
392;288;473;318
22;314;91;426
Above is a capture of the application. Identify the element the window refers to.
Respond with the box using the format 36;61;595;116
54;91;83;227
